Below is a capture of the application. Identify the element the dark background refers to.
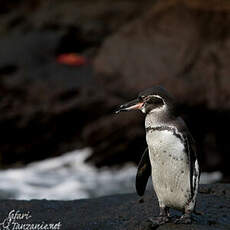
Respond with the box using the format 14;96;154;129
0;0;230;181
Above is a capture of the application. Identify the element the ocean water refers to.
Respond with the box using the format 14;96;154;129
0;149;222;200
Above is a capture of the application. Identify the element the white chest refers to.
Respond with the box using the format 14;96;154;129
146;129;185;160
146;129;191;209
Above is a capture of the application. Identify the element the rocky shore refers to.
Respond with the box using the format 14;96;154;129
0;184;229;230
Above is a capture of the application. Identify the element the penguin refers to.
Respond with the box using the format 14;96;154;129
116;86;200;224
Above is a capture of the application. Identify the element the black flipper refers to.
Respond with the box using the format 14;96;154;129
136;148;151;196
184;131;200;200
178;121;200;201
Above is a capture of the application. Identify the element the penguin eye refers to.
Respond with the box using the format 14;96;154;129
138;96;144;102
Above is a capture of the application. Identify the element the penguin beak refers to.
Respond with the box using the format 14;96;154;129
115;99;143;114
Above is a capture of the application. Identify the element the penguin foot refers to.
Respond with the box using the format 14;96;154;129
148;216;170;226
174;214;192;224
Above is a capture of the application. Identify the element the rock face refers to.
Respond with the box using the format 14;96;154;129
93;0;230;175
0;0;153;166
0;184;229;230
95;0;230;108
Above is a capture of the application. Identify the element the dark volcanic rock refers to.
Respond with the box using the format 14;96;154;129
0;0;154;54
0;29;94;166
95;0;230;108
0;184;229;230
0;0;154;166
93;0;230;175
83;112;145;167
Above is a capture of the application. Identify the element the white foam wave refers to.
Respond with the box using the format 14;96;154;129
0;149;136;200
0;148;222;200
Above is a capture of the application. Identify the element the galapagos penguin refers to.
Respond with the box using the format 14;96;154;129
116;86;200;224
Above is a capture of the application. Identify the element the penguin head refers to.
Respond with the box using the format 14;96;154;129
116;86;176;116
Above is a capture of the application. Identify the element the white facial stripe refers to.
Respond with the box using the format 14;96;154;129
152;95;165;104
140;95;165;114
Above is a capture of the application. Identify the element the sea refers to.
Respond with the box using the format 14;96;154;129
0;148;222;200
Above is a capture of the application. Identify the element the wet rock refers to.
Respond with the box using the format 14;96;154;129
0;184;229;230
199;183;230;197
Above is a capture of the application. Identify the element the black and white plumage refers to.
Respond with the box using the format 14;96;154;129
116;86;200;225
